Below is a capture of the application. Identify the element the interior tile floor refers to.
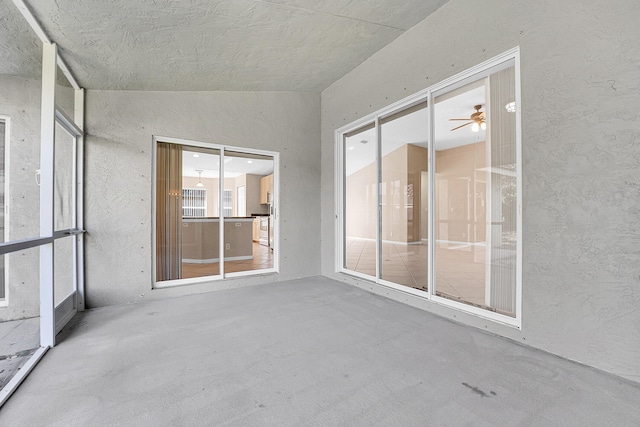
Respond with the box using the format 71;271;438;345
182;241;273;278
1;277;638;425
346;237;489;307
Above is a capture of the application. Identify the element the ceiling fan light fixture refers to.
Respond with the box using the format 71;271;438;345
449;105;486;132
505;101;516;113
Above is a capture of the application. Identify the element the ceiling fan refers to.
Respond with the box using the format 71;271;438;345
449;104;486;132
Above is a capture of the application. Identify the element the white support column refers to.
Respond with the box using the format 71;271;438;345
219;148;225;276
427;91;435;298
74;88;85;312
375;116;381;281
40;43;57;347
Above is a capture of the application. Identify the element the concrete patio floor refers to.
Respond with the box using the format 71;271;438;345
0;277;638;426
0;317;39;391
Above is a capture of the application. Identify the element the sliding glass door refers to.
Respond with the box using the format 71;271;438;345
338;51;521;325
155;140;277;287
379;103;429;290
433;64;518;317
343;123;376;277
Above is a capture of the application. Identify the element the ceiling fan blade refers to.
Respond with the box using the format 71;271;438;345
450;122;473;131
449;118;471;121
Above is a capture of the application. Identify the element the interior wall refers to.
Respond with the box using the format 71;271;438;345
85;90;321;307
435;142;486;244
346;144;428;243
320;0;640;383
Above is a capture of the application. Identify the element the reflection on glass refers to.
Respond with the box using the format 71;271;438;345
433;66;517;317
343;123;377;277
54;122;75;231
380;103;429;290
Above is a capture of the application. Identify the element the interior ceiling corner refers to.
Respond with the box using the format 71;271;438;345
3;0;449;91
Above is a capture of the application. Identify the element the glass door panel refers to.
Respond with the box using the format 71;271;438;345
156;141;281;285
343;124;377;277
3;116;41;243
54;237;75;332
54;122;74;231
433;65;517;317
379;103;429;290
0;246;41;391
55;65;75;120
53;121;78;333
0;7;45;396
178;146;221;280
222;151;274;275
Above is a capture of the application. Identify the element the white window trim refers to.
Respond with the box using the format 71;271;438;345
335;47;522;329
151;136;280;289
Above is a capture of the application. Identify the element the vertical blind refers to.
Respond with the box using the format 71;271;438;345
156;142;182;281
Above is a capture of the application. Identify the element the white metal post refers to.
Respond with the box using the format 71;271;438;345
75;88;85;311
375;117;381;282
428;91;435;298
219;148;225;277
40;43;57;347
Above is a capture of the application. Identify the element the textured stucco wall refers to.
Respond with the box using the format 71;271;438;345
0;75;41;321
85;91;320;307
321;0;640;382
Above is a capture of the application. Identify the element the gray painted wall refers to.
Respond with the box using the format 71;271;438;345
84;91;321;308
320;0;640;383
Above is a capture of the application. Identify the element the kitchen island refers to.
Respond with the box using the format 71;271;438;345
182;217;254;263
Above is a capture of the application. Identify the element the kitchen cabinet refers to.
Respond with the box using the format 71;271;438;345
182;218;253;262
259;174;273;204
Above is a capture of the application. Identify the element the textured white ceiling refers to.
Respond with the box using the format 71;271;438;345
0;0;42;78
4;0;448;90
